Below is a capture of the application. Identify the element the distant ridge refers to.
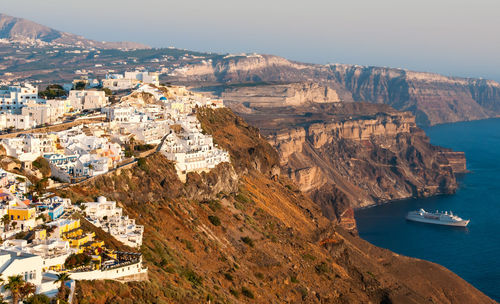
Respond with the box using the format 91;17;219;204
0;13;149;50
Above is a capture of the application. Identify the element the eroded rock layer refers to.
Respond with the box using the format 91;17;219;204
170;54;500;125
237;103;465;221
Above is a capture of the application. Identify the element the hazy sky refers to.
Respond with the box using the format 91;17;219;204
2;0;500;81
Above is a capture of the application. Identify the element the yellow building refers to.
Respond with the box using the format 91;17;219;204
35;229;47;241
8;203;36;221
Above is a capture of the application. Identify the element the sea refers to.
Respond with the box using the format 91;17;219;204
355;118;500;301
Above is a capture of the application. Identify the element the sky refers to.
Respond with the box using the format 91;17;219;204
2;0;500;81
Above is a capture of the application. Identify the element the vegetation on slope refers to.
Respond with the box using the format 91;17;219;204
64;108;493;304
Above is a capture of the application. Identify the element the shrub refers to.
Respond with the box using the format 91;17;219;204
134;144;155;152
302;253;316;261
235;192;252;204
229;288;239;298
208;215;221;226
25;293;51;304
64;253;92;269
208;200;221;212
315;262;332;275
240;236;254;247
32;157;51;177
180;267;203;288
224;273;233;281
241;286;254;299
137;158;148;171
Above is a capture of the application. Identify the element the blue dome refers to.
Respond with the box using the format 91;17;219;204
159;96;167;100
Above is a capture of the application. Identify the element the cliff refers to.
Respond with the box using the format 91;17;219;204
169;54;500;126
57;108;493;304
221;82;340;107
235;103;465;223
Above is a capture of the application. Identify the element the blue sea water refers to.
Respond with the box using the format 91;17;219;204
355;118;500;301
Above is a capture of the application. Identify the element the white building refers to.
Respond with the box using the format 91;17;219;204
0;113;35;130
21;99;67;126
102;74;138;91
0;84;42;114
0;239;73;271
83;196;143;248
124;71;159;86
103;71;159;91
127;121;169;145
161;115;230;181
68;90;108;111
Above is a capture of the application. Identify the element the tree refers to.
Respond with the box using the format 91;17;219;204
19;282;36;302
4;275;24;304
38;84;66;99
74;81;86;90
1;214;10;232
54;273;71;300
25;294;51;304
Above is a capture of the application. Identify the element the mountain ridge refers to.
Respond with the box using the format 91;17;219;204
169;54;500;126
0;13;149;49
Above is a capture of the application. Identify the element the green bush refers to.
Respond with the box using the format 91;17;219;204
38;84;66;99
240;236;254;247
235;192;252;204
180;267;203;288
241;286;254;299
64;253;92;269
134;144;155;152
25;294;51;304
224;273;233;281
302;253;316;261
315;262;332;275
137;158;148;171
208;215;221;226
229;288;239;298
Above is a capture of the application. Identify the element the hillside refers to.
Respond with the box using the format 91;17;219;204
57;108;493;303
0;13;149;49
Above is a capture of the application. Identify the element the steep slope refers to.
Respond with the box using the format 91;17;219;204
0;13;149;49
233;102;464;222
58;108;492;304
169;54;500;126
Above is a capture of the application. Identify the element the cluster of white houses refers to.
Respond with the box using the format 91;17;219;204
0;83;108;131
0;77;231;300
82;196;143;248
1;128;122;182
0;71;161;131
0;169;146;300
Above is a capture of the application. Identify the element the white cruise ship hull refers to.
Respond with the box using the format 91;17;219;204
406;215;470;227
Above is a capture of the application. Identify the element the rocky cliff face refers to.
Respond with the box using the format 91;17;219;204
222;82;340;107
329;65;500;126
170;54;500;126
62;108;492;304
270;112;461;208
234;102;465;224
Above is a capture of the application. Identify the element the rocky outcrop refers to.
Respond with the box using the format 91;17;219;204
269;111;458;211
222;82;340;107
228;101;461;222
170;54;500;126
329;65;500;126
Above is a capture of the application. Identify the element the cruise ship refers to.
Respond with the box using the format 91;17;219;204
406;209;470;227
